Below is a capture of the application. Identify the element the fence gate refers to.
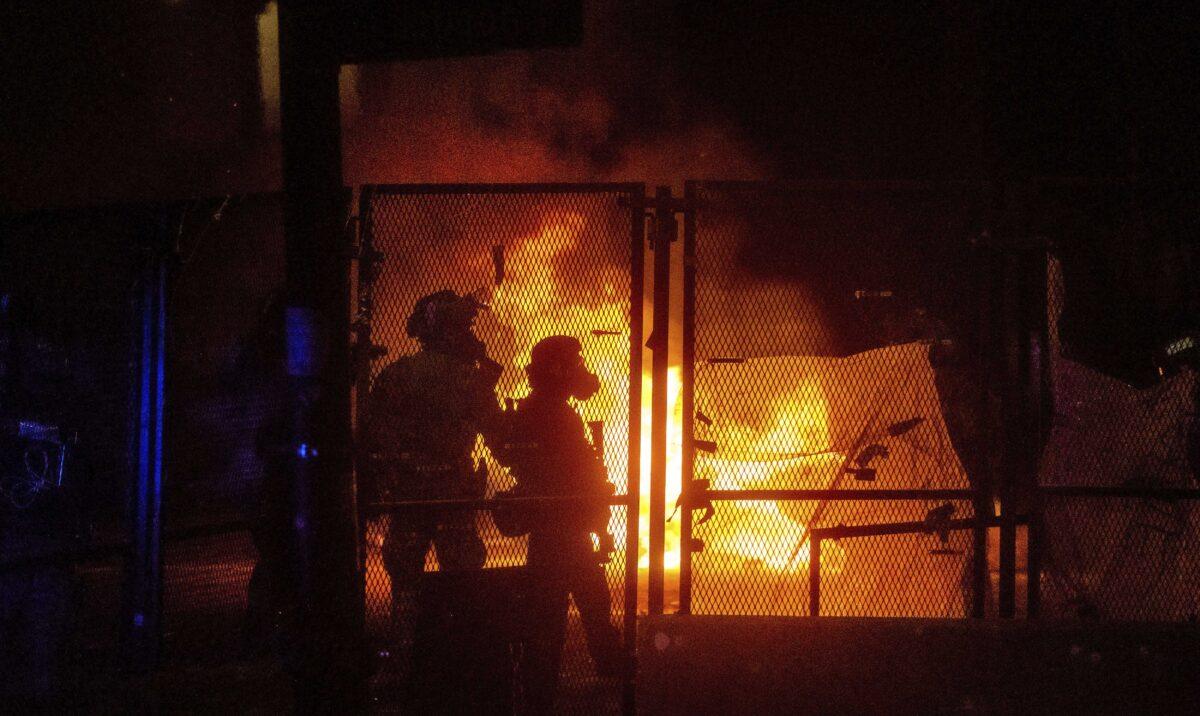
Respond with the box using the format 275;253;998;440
357;183;645;713
676;181;994;618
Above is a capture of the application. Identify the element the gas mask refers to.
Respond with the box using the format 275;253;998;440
547;355;599;401
528;335;600;400
570;362;601;402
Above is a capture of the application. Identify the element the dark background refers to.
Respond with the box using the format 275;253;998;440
2;1;1195;210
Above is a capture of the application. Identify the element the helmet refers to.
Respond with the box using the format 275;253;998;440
527;335;600;401
406;290;481;344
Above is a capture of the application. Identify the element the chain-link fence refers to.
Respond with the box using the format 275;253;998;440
1032;179;1200;621
3;178;1195;711
680;181;992;618
357;184;644;713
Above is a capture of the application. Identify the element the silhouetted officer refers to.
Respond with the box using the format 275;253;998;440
503;335;623;713
362;290;504;601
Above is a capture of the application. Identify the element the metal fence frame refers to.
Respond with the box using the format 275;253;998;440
672;180;997;619
356;182;647;713
2;177;1195;709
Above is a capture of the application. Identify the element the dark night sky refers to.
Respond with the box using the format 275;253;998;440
1;1;1196;210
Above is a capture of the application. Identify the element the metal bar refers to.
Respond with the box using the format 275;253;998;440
1027;499;1043;618
1038;486;1200;499
622;184;645;716
971;504;988;618
704;489;977;501
806;516;1008;618
362;494;637;515
812;517;982;541
353;185;378;565
648;186;672;616
809;537;821;617
125;242;166;673
999;516;1016;618
678;181;697;615
368;182;645;195
685;179;982;195
997;247;1020;620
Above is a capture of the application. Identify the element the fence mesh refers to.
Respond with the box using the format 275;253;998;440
684;181;987;617
359;184;641;713
1035;180;1200;621
3;178;1194;711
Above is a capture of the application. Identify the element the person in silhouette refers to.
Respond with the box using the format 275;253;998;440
362;290;505;601
502;335;623;713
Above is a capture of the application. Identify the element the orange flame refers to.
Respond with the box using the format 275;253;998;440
485;211;846;577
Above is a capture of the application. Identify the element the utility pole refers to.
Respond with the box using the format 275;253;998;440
277;1;365;710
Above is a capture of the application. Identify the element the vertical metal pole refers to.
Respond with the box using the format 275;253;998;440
1027;495;1043;618
678;182;696;615
998;246;1019;618
353;185;378;436
648;186;672;616
970;201;994;619
622;185;646;716
1023;242;1052;619
809;537;821;617
971;509;988;618
278;1;365;708
126;239;166;672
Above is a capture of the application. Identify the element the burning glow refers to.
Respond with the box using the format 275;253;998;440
477;211;648;566
481;210;846;578
700;381;847;572
361;203;974;618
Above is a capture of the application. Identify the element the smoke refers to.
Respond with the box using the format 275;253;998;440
339;1;764;188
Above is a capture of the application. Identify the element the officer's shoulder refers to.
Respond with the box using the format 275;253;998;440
375;354;420;380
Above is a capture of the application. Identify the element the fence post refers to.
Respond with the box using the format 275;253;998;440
678;182;697;615
997;244;1020;619
648;186;673;616
278;1;366;708
623;185;647;716
971;499;988;618
1026;494;1043;617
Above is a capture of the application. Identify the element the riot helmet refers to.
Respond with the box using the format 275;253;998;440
527;335;600;401
406;290;485;358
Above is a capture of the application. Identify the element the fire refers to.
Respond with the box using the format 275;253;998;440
483;210;845;578
694;380;848;573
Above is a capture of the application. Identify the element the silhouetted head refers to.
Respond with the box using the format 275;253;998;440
527;335;600;401
406;290;485;359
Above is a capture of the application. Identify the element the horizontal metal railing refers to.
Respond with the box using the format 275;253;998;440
807;515;1016;617
360;493;637;517
703;489;977;502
